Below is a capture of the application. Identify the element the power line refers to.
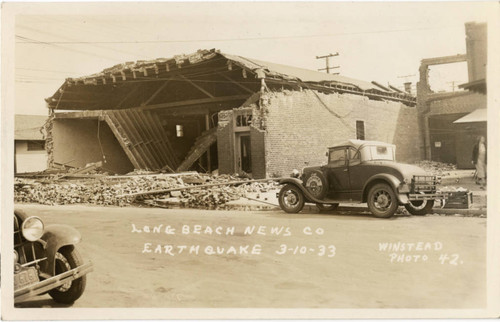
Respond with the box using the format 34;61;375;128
16;35;123;63
14;26;458;44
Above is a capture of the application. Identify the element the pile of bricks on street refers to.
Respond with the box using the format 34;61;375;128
413;160;456;176
14;172;279;209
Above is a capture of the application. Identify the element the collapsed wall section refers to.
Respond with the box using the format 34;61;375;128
49;118;134;174
263;90;422;177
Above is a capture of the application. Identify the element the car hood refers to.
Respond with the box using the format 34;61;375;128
364;161;429;176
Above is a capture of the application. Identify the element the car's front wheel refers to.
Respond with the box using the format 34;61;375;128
367;183;398;218
405;199;434;216
279;184;305;213
49;246;86;304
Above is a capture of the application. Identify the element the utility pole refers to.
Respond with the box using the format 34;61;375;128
316;53;340;74
447;81;458;92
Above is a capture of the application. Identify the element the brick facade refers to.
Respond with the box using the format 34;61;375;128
216;110;235;174
262;90;422;177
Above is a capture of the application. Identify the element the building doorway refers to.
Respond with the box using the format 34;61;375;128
236;132;252;174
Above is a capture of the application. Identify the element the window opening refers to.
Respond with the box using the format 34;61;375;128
356;121;365;140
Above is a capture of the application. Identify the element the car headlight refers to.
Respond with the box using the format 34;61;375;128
21;216;44;241
291;169;300;178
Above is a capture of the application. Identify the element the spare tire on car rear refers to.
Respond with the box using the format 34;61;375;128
303;170;328;199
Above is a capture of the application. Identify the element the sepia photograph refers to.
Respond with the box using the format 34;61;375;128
1;1;499;320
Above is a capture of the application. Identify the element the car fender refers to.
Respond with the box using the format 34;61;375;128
278;178;324;203
40;224;82;276
362;174;407;204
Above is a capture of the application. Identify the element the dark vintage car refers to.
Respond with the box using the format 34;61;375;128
278;139;446;218
14;209;93;304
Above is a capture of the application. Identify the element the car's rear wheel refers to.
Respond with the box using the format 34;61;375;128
316;203;339;212
279;184;305;213
405;199;434;216
367;183;398;218
49;246;86;304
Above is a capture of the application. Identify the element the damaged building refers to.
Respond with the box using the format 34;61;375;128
417;22;487;169
46;49;420;178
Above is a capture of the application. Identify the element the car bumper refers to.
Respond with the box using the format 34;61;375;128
14;261;93;303
408;193;448;201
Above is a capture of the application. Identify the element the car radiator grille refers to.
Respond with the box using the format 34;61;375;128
411;175;438;192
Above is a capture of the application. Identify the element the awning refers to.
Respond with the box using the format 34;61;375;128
453;108;487;123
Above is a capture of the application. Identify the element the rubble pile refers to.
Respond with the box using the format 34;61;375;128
14;172;280;209
413;160;456;176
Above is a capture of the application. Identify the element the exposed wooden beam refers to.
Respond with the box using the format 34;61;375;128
54;110;103;119
141;80;171;107
180;75;214;98
103;114;142;169
140;94;249;111
116;85;141;109
421;54;467;66
218;73;255;94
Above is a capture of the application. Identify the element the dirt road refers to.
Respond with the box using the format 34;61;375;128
14;204;486;308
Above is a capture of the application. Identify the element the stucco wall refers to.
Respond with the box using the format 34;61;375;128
52;119;134;174
263;90;421;177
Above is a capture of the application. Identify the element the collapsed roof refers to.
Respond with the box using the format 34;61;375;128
46;48;416;110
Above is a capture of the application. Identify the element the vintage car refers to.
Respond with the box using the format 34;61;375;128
14;209;93;304
278;139;446;218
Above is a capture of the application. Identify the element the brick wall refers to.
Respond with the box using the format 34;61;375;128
216;111;234;174
263;90;422;177
428;92;486;115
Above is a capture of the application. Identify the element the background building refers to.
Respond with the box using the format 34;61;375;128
15;114;48;174
417;22;487;169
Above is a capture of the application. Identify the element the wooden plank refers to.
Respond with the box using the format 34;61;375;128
54;110;102;119
139;110;173;168
71;161;103;174
140;94;249;111
143;111;179;169
103;114;142;169
218;73;255;94
180;75;214;98
116;85;141;109
130;109;165;168
205;113;211;172
110;111;149;169
118;110;160;169
141;110;175;167
144;110;179;168
141;80;171;106
117;178;282;198
176;128;217;172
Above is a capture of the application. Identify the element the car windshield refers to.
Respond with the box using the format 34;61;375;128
363;145;395;161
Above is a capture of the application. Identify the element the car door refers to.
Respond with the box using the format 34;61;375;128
324;147;350;199
347;147;363;200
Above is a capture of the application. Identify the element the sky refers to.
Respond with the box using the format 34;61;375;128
11;2;493;115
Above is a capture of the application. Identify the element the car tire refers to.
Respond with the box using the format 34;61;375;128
367;183;398;218
49;246;87;304
278;184;305;213
404;199;434;216
316;203;339;212
303;170;328;199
